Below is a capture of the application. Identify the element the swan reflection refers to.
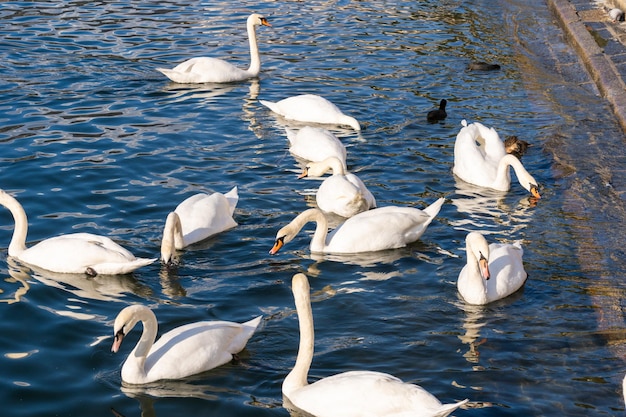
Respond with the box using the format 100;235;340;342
15;261;152;302
1;257;31;304
450;178;536;235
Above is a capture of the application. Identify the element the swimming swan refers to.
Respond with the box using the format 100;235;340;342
270;198;445;254
453;120;540;198
286;126;347;168
299;156;376;218
457;231;528;305
283;273;469;417
0;189;155;275
111;304;262;384
260;94;361;131
157;14;271;83
161;187;238;264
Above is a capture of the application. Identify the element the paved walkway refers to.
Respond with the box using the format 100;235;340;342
548;0;626;131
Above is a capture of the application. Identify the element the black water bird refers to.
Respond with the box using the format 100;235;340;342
427;99;447;123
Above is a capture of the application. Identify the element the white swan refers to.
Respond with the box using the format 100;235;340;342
259;94;361;131
286;126;347;168
453;120;540;198
299;156;376;218
457;231;528;305
270;198;445;254
156;14;271;83
0;189;155;275
283;273;469;417
161;187;238;264
111;304;262;384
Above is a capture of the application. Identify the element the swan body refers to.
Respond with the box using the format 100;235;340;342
286;126;347;168
300;156;376;218
453;120;540;198
270;198;444;255
111;304;262;384
260;94;361;131
161;187;238;264
283;273;468;417
457;232;528;305
0;189;155;275
156;14;271;83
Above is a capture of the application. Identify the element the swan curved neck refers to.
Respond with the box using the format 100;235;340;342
496;154;533;190
129;308;158;376
161;212;184;262
297;209;329;252
0;191;28;256
283;275;314;395
246;20;261;76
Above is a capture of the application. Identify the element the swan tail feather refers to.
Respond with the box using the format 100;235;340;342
224;186;239;213
422;197;446;219
432;399;469;417
259;99;279;113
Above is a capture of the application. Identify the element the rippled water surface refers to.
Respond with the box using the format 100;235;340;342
1;0;626;416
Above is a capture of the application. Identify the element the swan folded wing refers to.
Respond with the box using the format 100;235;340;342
144;321;250;381
326;208;431;253
176;193;238;246
157;58;250;83
486;243;527;300
18;233;154;274
289;371;462;417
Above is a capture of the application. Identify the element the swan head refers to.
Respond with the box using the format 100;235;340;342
161;212;182;266
270;225;294;255
111;304;156;353
466;232;490;280
111;305;148;353
520;175;541;199
248;13;271;28
298;157;345;178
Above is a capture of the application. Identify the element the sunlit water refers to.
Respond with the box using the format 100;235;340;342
1;0;625;416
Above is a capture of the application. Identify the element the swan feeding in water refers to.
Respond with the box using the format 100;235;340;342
157;13;271;83
160;187;238;265
282;273;469;417
453;120;540;198
0;189;155;275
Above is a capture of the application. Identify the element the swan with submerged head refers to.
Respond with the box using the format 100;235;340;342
453;120;540;198
160;186;238;265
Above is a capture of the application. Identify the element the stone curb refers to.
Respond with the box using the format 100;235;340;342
548;0;626;132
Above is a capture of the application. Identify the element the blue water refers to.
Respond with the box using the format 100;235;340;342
1;0;625;416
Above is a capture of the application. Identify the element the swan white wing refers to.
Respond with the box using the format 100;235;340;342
316;175;371;218
344;173;376;208
157;57;253;83
473;122;506;163
287;370;465;417
324;207;433;253
140;320;256;383
484;242;527;302
286;127;347;165
18;233;154;274
261;95;360;130
175;192;238;247
453;124;499;188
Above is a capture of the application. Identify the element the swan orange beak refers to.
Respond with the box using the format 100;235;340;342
269;237;284;255
530;184;541;199
297;167;309;179
261;18;271;27
111;330;125;353
479;255;490;280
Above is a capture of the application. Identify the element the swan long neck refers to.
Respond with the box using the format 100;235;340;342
130;308;158;376
0;191;28;257
246;19;261;76
465;237;486;289
302;209;329;252
496;154;536;192
161;212;184;263
283;274;314;395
